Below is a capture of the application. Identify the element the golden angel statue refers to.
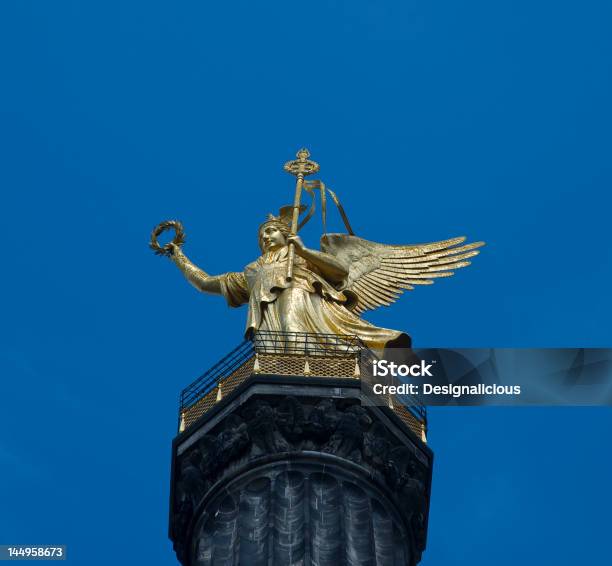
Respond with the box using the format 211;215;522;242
157;208;483;352
151;149;484;354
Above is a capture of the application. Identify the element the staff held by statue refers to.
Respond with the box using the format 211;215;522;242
283;148;320;281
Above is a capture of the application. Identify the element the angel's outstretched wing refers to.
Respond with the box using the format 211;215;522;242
320;233;485;314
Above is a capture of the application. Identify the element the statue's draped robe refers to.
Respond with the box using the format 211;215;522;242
219;246;411;351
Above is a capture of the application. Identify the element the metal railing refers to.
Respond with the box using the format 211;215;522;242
180;339;254;410
253;331;364;355
178;331;427;438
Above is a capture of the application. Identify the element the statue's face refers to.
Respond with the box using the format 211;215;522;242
259;225;286;251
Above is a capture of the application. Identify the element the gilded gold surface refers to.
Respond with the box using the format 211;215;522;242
152;148;484;352
283;148;320;280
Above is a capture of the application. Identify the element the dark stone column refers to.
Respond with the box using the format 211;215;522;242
274;471;305;566
170;382;433;566
238;478;271;565
310;473;342;565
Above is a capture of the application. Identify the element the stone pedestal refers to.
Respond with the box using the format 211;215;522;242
169;376;433;566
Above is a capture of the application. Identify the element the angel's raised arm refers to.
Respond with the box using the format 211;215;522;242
168;245;223;294
168;245;249;307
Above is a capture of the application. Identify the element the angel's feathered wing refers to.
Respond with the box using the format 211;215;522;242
320;233;485;314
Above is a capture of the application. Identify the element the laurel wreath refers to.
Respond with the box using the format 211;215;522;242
149;220;186;256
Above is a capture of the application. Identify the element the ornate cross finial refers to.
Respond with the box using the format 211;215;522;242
283;148;320;178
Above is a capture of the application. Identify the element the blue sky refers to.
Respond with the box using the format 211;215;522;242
1;1;610;564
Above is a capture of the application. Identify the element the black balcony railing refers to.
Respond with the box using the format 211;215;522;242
252;331;364;355
180;338;254;411
178;331;426;437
